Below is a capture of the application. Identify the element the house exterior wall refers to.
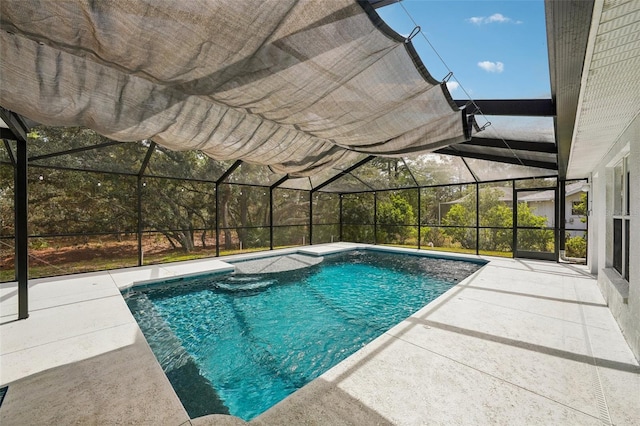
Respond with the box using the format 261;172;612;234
528;200;555;226
589;113;640;361
525;192;585;237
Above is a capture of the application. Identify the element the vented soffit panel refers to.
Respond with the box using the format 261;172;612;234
0;0;468;178
566;0;640;179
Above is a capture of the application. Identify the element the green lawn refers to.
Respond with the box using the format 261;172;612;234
1;242;513;283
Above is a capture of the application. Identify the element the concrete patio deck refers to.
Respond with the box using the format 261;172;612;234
1;244;639;425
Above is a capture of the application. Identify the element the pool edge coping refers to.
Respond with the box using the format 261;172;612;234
120;243;488;293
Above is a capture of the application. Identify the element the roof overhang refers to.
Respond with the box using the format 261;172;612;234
560;0;640;179
545;0;594;180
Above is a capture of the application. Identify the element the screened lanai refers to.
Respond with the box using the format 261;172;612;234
1;0;587;319
3;1;640;424
1;128;580;257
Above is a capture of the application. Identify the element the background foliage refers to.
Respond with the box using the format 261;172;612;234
0;127;579;281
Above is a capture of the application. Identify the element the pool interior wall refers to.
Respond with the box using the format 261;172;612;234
123;244;487;420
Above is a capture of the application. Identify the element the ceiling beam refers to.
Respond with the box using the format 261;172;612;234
270;174;290;190
313;155;375;193
216;160;243;184
138;142;157;176
0;128;19;141
366;0;400;9
29;140;128;161
0;108;29;142
2;139;16;166
458;137;557;153
454;99;556;117
435;147;557;170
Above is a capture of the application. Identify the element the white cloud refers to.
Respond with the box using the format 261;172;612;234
478;61;504;73
446;81;460;92
467;13;522;25
487;13;512;24
486;13;509;23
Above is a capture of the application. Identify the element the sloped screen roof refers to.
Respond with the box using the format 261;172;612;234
0;0;468;177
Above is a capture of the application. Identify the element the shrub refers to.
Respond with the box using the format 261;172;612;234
565;235;587;258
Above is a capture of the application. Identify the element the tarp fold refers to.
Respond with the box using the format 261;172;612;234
0;0;468;176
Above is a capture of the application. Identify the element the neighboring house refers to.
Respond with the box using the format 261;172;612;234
518;181;586;237
437;186;513;224
439;182;587;236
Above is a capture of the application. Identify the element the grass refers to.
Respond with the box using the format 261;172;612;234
0;256;139;282
0;241;515;283
0;245;289;282
378;243;513;258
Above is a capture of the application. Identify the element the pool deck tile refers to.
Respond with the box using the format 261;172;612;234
1;245;639;425
111;258;235;290
0;268;189;425
255;254;640;426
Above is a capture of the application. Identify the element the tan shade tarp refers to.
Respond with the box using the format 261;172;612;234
0;0;468;176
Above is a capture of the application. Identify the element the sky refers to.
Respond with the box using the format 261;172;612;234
377;0;551;100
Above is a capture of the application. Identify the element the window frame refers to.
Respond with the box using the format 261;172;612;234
612;156;631;281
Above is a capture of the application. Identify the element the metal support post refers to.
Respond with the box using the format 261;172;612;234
137;142;155;265
309;192;313;245
137;177;143;266
373;192;377;245
417;188;421;249
475;183;480;255
555;182;561;261
339;195;343;241
215;183;220;257
512;181;517;257
16;138;29;319
269;187;274;250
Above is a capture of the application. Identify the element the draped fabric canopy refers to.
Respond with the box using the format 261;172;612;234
0;0;468;176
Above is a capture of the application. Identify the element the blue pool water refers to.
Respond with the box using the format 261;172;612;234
124;250;483;421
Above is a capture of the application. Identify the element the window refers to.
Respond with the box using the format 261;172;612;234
612;156;630;280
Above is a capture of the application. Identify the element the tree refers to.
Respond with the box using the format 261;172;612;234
441;186;553;253
517;202;553;251
23;127;225;252
0;163;14;238
272;188;309;247
479;188;512;251
24;127;138;239
311;192;340;244
481;203;513;251
376;193;416;244
358;158;416;189
572;192;587;222
442;204;476;248
441;186;477;249
342;193;374;243
142;177;215;252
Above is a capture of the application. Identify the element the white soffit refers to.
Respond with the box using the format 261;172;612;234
567;0;640;179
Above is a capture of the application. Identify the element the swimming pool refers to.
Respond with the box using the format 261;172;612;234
124;249;484;421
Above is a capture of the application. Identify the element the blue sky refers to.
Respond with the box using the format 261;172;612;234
377;0;551;100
